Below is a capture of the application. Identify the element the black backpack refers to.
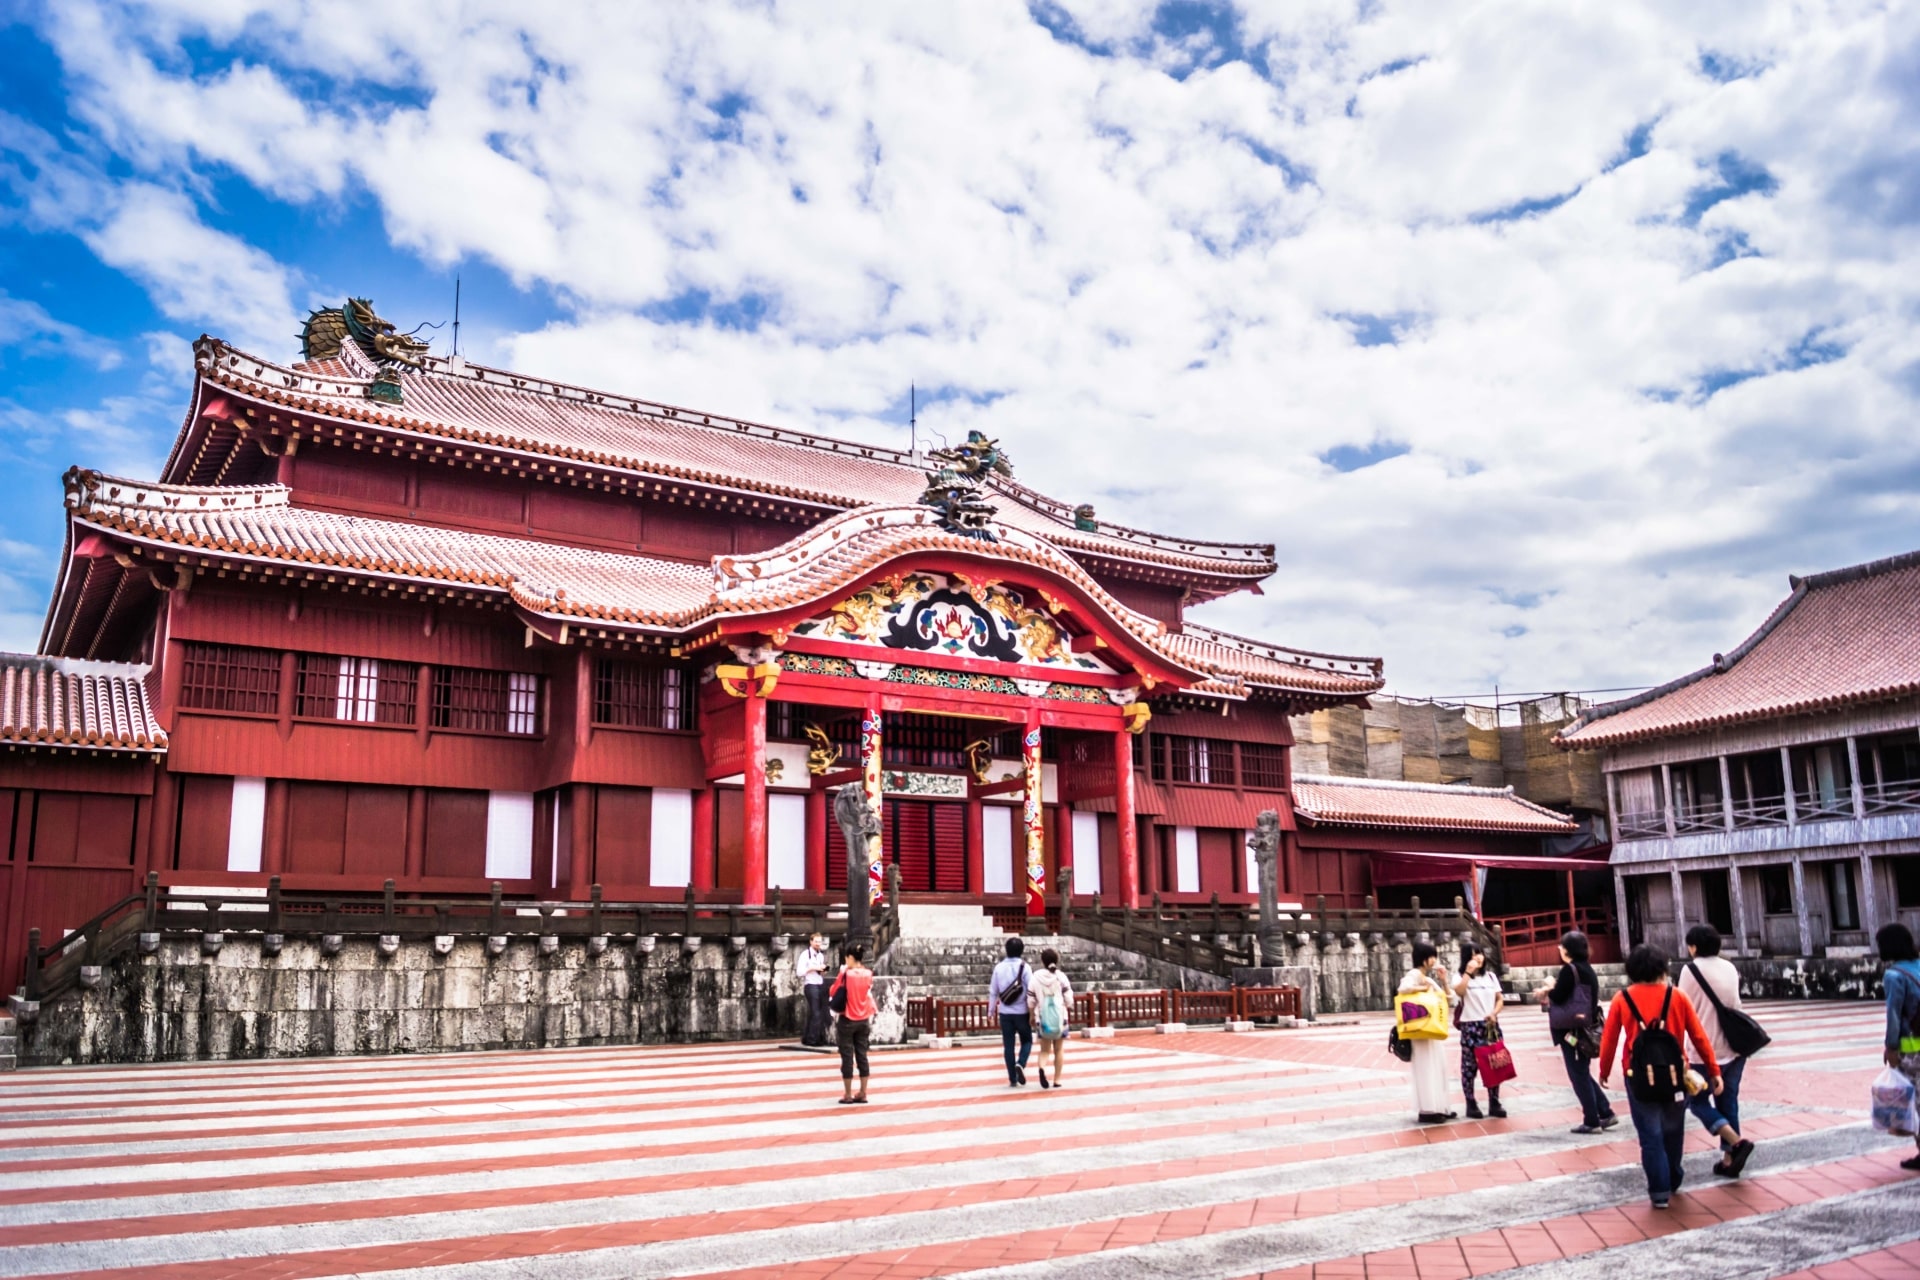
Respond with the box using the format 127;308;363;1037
1626;987;1687;1104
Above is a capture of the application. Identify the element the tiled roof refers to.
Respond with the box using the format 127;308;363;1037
65;471;714;628
189;339;1277;586
1164;624;1384;698
1556;550;1920;749
1291;775;1576;834
61;471;1383;702
0;654;165;753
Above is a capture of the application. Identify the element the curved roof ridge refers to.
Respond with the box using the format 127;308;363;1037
1180;620;1384;674
187;337;1277;578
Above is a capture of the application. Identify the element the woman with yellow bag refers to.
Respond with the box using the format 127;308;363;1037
1397;940;1456;1123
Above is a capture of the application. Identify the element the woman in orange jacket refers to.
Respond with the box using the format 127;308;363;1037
1598;944;1723;1209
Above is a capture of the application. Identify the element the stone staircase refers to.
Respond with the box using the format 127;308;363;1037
877;905;1222;1009
1503;962;1627;1005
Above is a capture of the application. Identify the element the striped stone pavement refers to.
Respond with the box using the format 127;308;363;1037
0;999;1915;1278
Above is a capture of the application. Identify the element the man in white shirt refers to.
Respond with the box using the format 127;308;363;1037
988;937;1033;1086
1679;924;1756;1176
797;933;830;1046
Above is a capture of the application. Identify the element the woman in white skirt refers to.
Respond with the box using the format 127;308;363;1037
1400;940;1457;1123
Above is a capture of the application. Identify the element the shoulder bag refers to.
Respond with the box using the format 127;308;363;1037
1686;961;1770;1057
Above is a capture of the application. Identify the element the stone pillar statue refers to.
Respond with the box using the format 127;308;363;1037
834;784;882;947
1248;809;1283;964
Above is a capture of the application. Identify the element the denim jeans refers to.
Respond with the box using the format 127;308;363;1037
1627;1090;1688;1199
1687;1054;1744;1137
1000;1012;1032;1082
1559;1042;1615;1127
802;983;829;1047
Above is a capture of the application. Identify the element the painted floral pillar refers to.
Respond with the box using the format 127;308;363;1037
1023;713;1046;918
862;699;886;905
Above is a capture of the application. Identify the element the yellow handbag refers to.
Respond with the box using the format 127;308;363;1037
1395;987;1451;1041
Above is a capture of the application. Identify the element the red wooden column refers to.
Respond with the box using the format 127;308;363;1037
566;783;594;901
261;780;290;876
691;788;715;891
1056;802;1074;900
144;764;179;878
964;798;985;895
741;692;769;905
860;696;884;905
1114;727;1140;909
1022;710;1045;919
804;788;828;891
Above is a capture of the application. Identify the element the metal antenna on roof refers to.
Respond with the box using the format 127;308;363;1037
452;277;462;359
910;382;917;460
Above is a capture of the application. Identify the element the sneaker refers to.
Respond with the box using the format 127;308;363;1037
1650;1197;1670;1210
1600;1114;1621;1130
1038;1068;1051;1090
1725;1139;1755;1177
1014;1066;1027;1086
1570;1124;1604;1135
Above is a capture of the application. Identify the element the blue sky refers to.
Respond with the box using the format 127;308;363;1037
2;0;1918;696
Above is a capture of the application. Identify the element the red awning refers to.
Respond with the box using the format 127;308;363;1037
1368;847;1611;887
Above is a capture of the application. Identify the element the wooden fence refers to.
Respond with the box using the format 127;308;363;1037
909;985;1302;1036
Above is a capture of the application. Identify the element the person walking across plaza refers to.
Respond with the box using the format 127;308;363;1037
1454;942;1506;1119
990;936;1034;1087
1535;929;1618;1134
1877;923;1920;1172
829;944;875;1105
1029;948;1074;1090
796;932;830;1048
1599;943;1722;1209
1400;940;1456;1122
1677;924;1756;1177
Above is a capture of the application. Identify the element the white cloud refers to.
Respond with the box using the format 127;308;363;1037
0;293;121;368
23;0;1920;696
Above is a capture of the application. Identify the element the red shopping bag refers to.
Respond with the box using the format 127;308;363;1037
1474;1041;1517;1088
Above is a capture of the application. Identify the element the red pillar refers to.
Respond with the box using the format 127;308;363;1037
804;788;828;892
1057;802;1075;900
965;798;985;896
741;693;769;905
260;780;289;876
145;764;178;878
1115;728;1140;909
1022;710;1045;918
691;788;715;891
566;783;594;901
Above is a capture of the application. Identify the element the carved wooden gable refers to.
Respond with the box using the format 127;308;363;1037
791;572;1114;673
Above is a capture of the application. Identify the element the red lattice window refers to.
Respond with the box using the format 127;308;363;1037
1240;742;1287;790
294;655;418;725
177;643;280;715
432;667;540;736
1154;735;1238;787
592;660;694;730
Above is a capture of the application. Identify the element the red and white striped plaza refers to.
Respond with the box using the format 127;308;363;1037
0;1000;1914;1280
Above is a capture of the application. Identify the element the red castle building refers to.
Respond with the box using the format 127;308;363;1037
1;300;1578;994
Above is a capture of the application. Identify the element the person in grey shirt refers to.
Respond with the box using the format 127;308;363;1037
989;936;1033;1086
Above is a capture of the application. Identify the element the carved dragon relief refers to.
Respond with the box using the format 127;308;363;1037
299;297;432;405
919;429;1011;538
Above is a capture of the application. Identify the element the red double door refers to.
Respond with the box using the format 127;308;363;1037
826;798;967;893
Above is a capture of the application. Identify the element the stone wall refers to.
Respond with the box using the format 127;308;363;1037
21;933;816;1066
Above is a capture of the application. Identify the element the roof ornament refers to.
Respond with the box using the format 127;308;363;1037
919;430;1011;540
299;298;431;405
1073;503;1097;532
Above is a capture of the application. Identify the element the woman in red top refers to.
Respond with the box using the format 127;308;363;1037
1598;944;1723;1208
829;944;877;1104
